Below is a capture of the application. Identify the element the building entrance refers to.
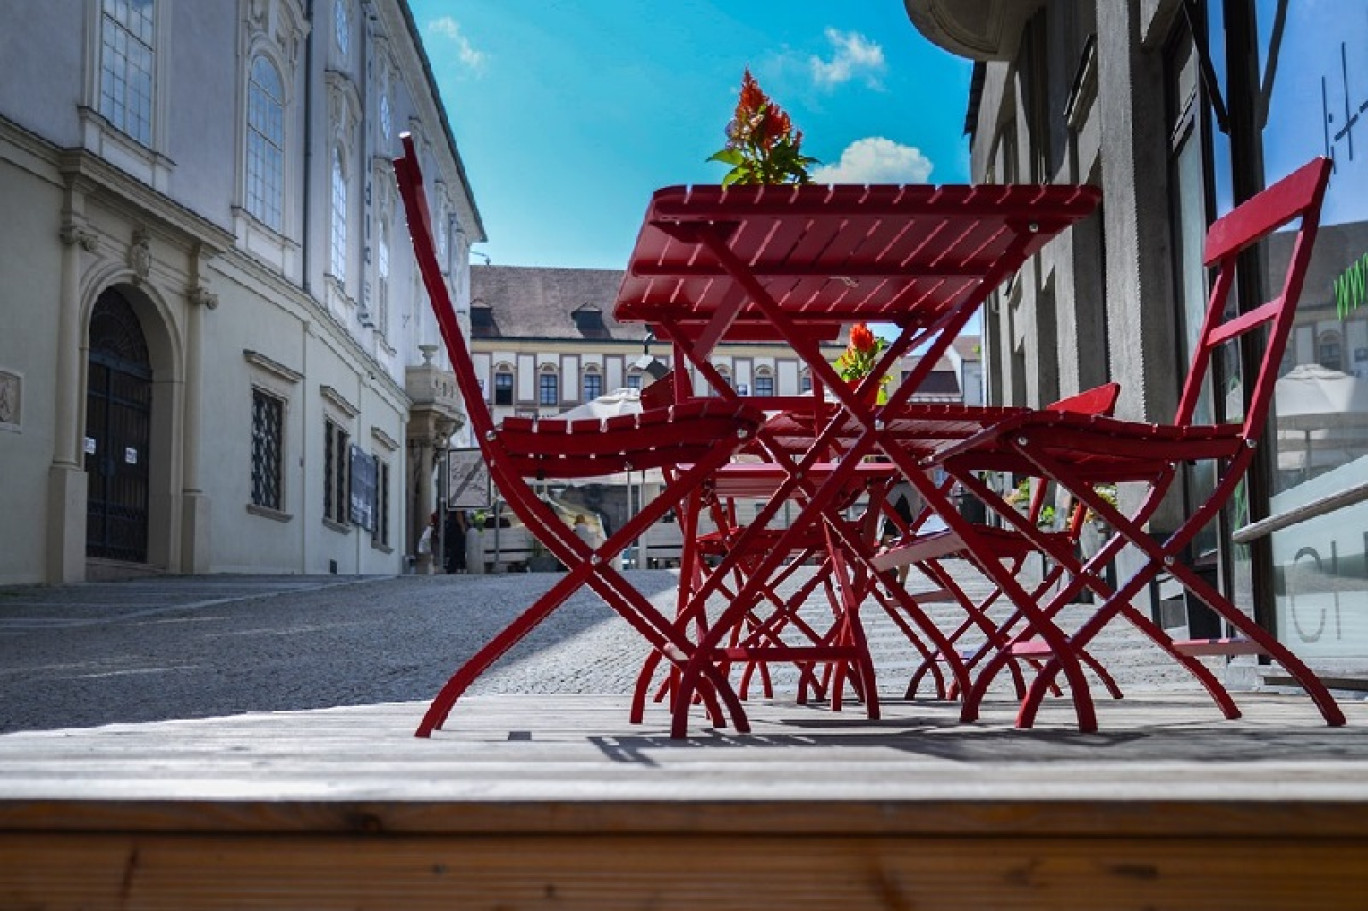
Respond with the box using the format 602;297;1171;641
84;288;152;563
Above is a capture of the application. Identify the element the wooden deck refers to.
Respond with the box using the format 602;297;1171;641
2;692;1366;909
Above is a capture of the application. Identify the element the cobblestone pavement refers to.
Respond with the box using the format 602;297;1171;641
0;565;1239;734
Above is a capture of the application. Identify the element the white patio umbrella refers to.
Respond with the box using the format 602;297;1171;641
1273;363;1368;473
559;387;643;421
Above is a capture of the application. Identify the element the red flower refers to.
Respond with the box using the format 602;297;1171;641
849;322;876;353
738;68;766;115
709;68;819;186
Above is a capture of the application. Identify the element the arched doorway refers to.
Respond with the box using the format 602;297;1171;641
85;288;152;563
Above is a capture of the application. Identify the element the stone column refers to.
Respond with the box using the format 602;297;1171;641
179;248;217;573
47;185;96;583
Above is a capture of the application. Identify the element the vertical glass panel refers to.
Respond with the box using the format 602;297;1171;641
331;149;348;281
100;0;154;145
247;57;284;230
1255;0;1368;659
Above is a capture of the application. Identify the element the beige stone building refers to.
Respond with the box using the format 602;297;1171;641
0;0;481;584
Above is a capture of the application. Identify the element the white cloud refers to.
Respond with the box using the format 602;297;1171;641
809;28;885;88
811;138;934;184
427;17;487;73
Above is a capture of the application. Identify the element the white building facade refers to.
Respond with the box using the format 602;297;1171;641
0;0;482;584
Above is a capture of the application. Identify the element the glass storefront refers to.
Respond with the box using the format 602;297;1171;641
1247;3;1368;662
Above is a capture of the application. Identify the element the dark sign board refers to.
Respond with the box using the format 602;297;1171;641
349;445;377;530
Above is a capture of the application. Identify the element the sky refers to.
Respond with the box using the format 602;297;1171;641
407;0;975;270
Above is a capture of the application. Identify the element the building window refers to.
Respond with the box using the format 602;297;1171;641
754;373;774;397
435;201;448;270
494;368;514;406
583;370;603;401
471;305;497;337
626;372;642;390
539;370;559;406
376;219;390;337
334;0;349;56
572;306;609;339
374;459;390;546
711;367;731;397
323;418;349;523
99;0;155;145
246;56;285;231
1318;331;1344;372
330;147;347;282
250;389;283;510
379;91;391;140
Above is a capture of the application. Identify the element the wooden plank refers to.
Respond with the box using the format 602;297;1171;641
1;832;1366;911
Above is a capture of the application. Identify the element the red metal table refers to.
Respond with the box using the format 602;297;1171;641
615;181;1103;737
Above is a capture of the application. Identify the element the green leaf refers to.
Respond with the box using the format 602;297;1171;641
707;149;744;166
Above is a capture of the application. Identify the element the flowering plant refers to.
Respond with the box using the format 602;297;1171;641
834;322;888;383
708;69;819;186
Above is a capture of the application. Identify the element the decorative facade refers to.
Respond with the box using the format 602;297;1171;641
0;0;483;583
906;0;1368;670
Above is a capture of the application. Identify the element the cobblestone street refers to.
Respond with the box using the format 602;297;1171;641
0;565;1239;734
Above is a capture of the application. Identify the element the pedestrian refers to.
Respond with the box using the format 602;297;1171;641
573;514;597;549
881;477;921;587
444;510;468;573
417;511;437;569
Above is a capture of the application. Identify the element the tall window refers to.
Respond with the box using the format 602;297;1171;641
583;370;602;401
494;368;514;406
376;219;390;337
373;460;390;546
626;372;642;391
99;0;155;145
323;419;349;523
246;57;285;231
330;147;347;282
334;0;349;56
539;369;559;406
435;201;448;270
754;372;774;398
250;389;283;510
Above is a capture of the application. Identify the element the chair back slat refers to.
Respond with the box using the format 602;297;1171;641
1174;157;1331;432
1203;158;1331;265
393;134;498;445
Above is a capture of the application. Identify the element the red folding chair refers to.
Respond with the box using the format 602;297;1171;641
927;157;1344;729
875;384;1125;702
393;134;767;736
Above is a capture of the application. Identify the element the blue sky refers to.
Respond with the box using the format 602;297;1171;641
408;0;974;269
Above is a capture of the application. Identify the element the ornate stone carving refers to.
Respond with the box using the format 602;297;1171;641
0;370;20;428
59;222;98;252
129;227;152;284
188;286;219;310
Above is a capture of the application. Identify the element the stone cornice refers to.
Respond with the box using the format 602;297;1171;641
55;148;235;257
903;0;1046;62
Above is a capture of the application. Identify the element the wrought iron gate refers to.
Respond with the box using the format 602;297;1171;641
84;289;151;563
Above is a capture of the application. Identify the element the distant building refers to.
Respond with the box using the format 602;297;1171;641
0;0;481;583
469;265;849;418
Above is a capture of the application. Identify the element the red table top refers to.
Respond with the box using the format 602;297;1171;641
614;182;1101;342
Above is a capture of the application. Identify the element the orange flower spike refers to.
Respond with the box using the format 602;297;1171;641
849;322;876;353
738;69;767;115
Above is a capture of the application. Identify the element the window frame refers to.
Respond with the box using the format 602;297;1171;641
538;369;559;407
98;0;156;147
329;146;348;284
493;368;514;406
250;387;285;512
323;417;350;527
582;369;603;402
245;55;286;231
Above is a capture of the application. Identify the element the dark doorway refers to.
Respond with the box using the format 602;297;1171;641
85;288;152;563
